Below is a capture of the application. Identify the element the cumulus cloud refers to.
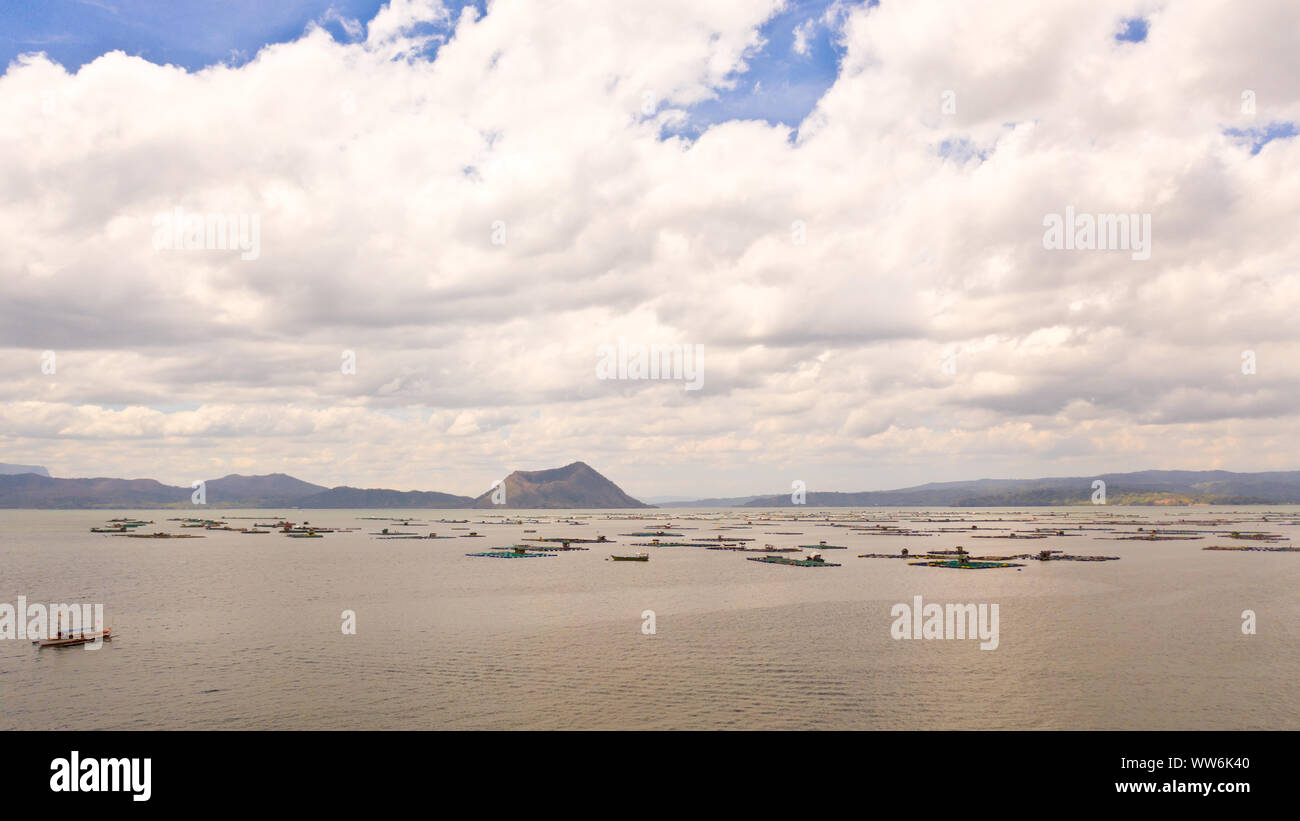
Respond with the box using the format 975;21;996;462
1;0;1298;496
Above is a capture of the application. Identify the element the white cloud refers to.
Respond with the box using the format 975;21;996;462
1;0;1298;496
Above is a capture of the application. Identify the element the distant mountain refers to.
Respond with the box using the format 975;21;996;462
10;464;1298;509
294;487;475;508
719;470;1300;507
204;473;327;506
471;461;650;508
0;462;50;477
0;473;188;508
0;463;646;509
655;495;765;507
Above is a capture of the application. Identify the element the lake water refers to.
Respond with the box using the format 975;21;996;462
2;507;1297;730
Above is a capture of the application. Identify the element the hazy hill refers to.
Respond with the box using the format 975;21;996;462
471;461;650;508
0;462;50;477
294;487;475;508
727;470;1300;507
204;473;328;506
0;473;189;508
655;495;764;507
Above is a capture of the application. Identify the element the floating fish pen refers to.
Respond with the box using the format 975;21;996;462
986;551;1119;562
746;555;841;567
467;550;556;558
1203;545;1300;552
908;559;1024;569
522;536;610;544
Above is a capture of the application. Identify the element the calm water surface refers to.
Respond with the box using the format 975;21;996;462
2;507;1297;729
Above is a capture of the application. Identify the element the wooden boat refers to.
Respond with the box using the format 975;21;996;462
35;628;113;647
33;614;113;648
609;553;649;562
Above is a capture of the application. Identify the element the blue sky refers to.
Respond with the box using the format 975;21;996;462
2;0;854;132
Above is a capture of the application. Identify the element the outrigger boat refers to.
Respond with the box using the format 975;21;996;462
33;614;113;648
608;553;649;562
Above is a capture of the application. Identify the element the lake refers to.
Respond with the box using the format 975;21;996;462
2;507;1297;729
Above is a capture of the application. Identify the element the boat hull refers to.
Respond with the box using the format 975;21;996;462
34;629;113;648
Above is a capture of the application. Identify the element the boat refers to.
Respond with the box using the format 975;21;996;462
33;613;113;648
609;553;649;562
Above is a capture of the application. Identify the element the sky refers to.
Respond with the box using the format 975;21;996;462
1;0;1299;499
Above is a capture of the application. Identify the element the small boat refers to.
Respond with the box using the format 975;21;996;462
33;613;113;648
609;553;649;562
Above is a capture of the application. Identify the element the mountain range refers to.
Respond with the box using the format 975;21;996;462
659;469;1300;507
0;461;648;509
0;462;50;477
7;464;1300;509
